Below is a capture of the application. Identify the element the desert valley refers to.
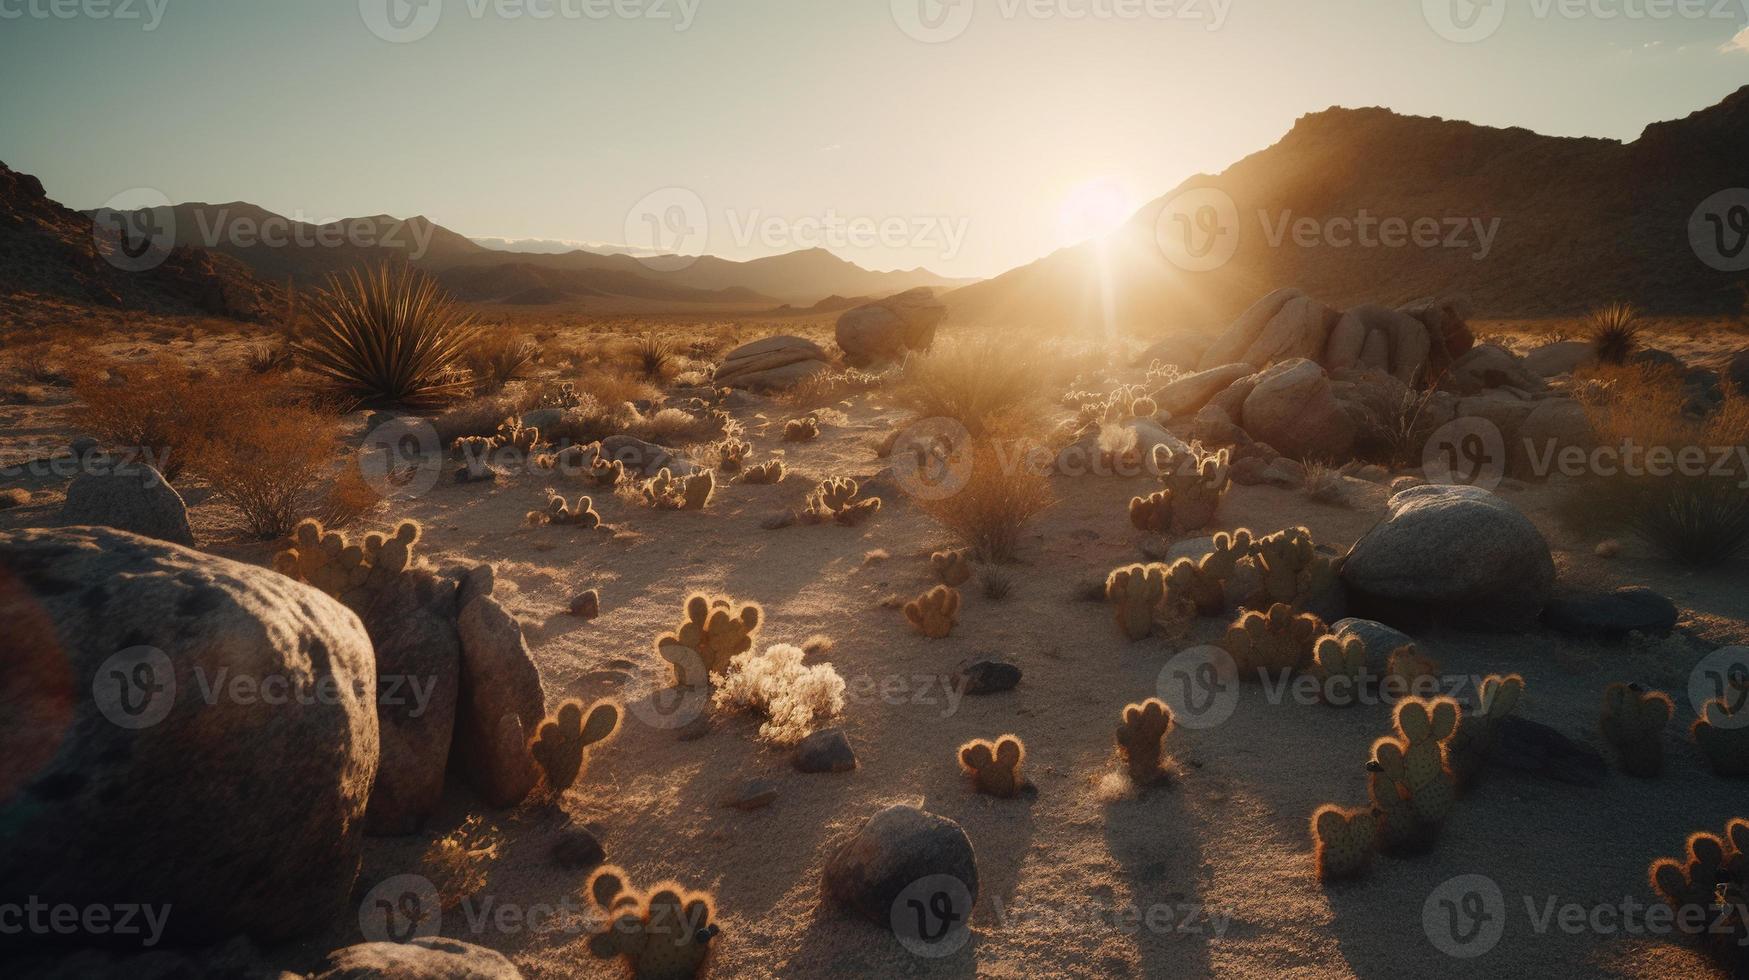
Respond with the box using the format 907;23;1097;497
4;7;1749;980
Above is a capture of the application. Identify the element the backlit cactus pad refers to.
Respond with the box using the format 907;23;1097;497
657;594;763;687
587;866;719;980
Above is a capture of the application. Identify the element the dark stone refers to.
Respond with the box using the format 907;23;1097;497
1542;587;1678;639
1490;715;1609;786
720;779;779;811
822;804;979;930
952;659;1022;696
794;728;857;774
550;824;606;870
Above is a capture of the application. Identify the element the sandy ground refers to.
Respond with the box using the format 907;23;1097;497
2;322;1748;979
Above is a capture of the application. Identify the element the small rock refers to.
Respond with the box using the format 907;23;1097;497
951;659;1021;696
1333;618;1419;662
794;728;857;773
762;510;797;531
1541;587;1678;639
570;589;601;620
1595;539;1622;559
720;779;779;811
1491;715;1608;786
311;938;523;979
58;463;193;545
1389;475;1427;494
550;824;606;870
0;487;29;509
1352;464;1389;484
822;804;979;929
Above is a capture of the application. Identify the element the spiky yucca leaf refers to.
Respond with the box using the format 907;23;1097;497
1587;302;1641;366
296;263;480;406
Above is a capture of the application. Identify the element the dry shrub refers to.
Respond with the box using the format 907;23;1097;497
627;406;727;446
1566;364;1749;565
71;356;234;480
1302;462;1353;508
778;367;887;410
713;643;846;745
465;334;540;392
897;337;1052;437
579;365;660;408
917;443;1055;562
314;464;383;529
1350;376;1446;468
188;384;342;539
433;389;534;445
422;815;502;911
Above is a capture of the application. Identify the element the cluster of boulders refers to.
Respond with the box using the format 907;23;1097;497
0;524;551;954
711;287;947;392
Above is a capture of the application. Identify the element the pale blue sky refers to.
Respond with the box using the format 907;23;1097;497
2;0;1746;277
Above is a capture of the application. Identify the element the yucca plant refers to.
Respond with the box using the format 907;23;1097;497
1587;302;1641;366
635;334;676;380
296;263;480;407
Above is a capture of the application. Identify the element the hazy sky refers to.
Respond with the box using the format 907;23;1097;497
3;0;1746;277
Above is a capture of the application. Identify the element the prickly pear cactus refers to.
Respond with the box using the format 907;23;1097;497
1131;444;1231;534
783;416;820;442
959;735;1026;798
657;594;763;687
1115;698;1173;786
802;477;881;527
904;585;960;639
1368;697;1461;854
1446;673;1524;789
1248;526;1337;612
739;460;785;485
529;493;602;528
529;698;621;792
1221;603;1324;678
273;518;422;614
715;438;750;472
453;436;497;482
586;866;719;980
1650;830;1735;935
1692;694;1749;778
931;549;973;587
1311;634;1370;706
493;416;541;453
1105;563;1166;641
644;468;716;511
1600;682;1673;778
1311;804;1378;882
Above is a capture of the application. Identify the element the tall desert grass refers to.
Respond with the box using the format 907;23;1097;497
1565;364;1749;565
917;443;1055;563
897;337;1052;437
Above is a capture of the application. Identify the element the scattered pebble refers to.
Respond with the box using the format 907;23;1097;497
569;589;601;619
550;824;605;870
794;728;857;773
952;659;1022;696
719;779;779;811
1595;539;1622;559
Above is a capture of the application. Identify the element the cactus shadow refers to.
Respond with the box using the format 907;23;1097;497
1101;781;1217;976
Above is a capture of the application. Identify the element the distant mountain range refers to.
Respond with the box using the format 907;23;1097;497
947;85;1749;332
73;200;970;310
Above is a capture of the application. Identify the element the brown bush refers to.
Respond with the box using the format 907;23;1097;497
188;384;342;540
917;443;1055;562
71;356;233;480
897;337;1053;437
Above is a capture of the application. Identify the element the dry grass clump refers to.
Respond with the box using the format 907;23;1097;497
1565;364;1749;565
1302;462;1353;508
897;337;1051;437
296;263;479;407
1349;376;1446;467
72;355;234;480
422;815;502;911
627;406;725;446
187;385;342;539
465;333;540;391
778;367;887;410
1586;302;1642;366
713;643;846;745
434;389;533;444
917;444;1055;563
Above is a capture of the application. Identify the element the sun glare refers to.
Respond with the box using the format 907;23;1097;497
1057;176;1135;249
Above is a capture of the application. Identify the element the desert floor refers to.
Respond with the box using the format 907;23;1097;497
3;316;1747;980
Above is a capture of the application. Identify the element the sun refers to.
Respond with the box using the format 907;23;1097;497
1057;176;1135;248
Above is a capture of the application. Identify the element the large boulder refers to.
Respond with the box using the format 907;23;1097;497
835;288;946;366
1342;485;1554;631
1447;344;1545;395
453;593;547;808
58;463;193;546
1398;295;1475;367
357;568;462;837
0;527;377;946
1197;287;1303;370
1510;398;1595;480
1542;587;1678;640
1326;304;1431;385
823;804;979;930
1240;359;1355;461
714;335;831;391
1524;341;1597;378
1239;295;1336;369
1134;333;1207;371
1155;362;1253;418
310;938;522;979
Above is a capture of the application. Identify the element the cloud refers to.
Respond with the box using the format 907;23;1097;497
1723;26;1749;54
